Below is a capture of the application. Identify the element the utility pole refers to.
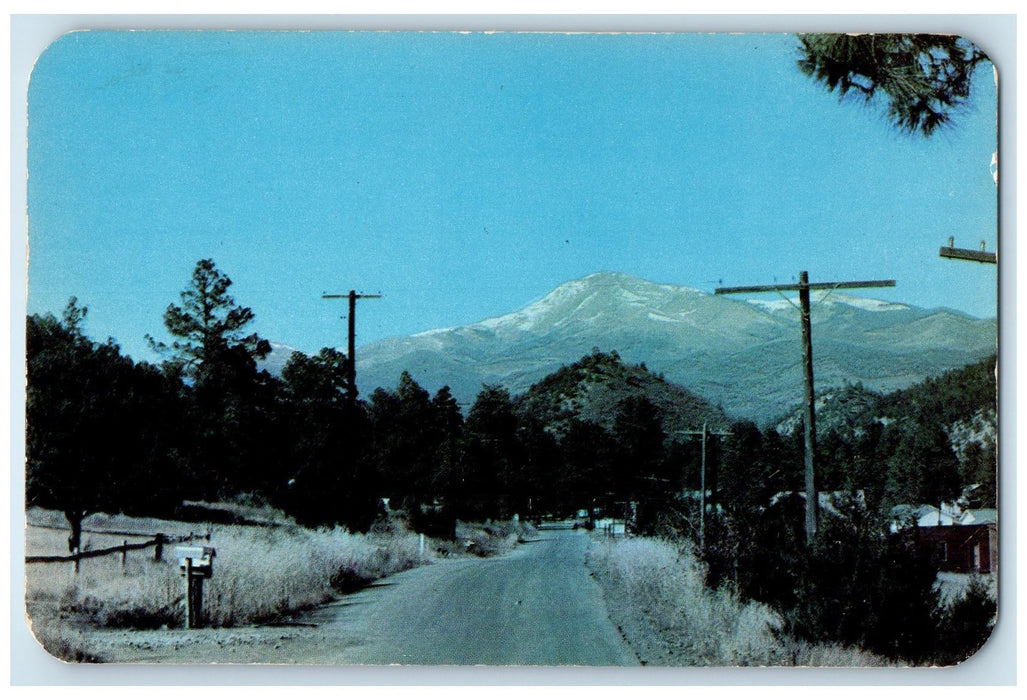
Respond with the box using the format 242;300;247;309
322;290;382;405
677;422;731;553
716;272;895;545
939;237;997;264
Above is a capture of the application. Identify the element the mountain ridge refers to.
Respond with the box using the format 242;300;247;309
267;272;995;422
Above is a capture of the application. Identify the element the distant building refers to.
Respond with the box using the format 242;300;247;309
891;503;998;574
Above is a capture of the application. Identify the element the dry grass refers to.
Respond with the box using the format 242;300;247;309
24;506;535;662
24;508;528;662
586;535;887;667
454;518;536;557
25;510;438;644
202;524;432;626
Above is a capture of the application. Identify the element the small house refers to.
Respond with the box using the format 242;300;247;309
891;504;998;574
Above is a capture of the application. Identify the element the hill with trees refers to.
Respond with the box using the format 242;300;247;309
770;355;997;511
514;349;731;437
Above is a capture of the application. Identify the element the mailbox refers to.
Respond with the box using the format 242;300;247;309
175;545;216;578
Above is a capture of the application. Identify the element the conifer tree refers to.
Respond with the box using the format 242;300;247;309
150;259;274;498
149;258;270;379
797;33;988;136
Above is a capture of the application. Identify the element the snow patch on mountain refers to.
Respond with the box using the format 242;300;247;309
749;292;911;314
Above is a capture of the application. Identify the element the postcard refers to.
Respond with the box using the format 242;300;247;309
21;26;1000;671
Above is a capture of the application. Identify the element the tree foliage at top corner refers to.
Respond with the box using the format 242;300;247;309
796;33;990;137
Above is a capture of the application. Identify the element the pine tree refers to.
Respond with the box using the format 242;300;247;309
279;348;373;528
797;33;989;136
149;258;270;379
149;259;274;499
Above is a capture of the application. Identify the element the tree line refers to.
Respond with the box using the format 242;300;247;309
27;259;996;553
25;260;714;545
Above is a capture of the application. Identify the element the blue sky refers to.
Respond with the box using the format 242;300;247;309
26;30;998;363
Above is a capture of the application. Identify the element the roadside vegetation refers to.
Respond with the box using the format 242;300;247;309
25;506;528;661
589;524;997;667
586;535;886;666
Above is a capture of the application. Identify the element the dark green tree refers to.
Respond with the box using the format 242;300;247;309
611;396;666;499
368;372;439;511
558;419;618;517
427;386;464;499
719;421;772;513
281;347;350;408
797;33;989;136
885;421;963;511
462;384;523;518
278;348;377;529
960;439;997;509
27;299;185;552
516;415;562;518
787;516;941;663
149;259;271;377
149;259;275;499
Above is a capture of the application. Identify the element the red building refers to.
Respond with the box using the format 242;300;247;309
916;522;998;574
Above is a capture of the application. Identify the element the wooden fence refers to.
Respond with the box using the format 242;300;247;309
25;530;209;570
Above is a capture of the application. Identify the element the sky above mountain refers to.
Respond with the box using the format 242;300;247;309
25;30;998;363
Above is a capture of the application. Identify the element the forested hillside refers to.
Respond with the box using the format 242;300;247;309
26;255;998;547
515;349;731;436
771;356;997;510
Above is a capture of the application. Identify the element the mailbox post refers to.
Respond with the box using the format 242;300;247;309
175;546;215;629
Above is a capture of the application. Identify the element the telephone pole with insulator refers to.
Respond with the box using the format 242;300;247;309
322;290;382;406
716;272;895;545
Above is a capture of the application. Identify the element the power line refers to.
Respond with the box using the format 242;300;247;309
677;422;732;553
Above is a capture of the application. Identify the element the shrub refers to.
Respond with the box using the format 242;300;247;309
592;537;776;665
704;497;978;665
932;575;997;665
782;519;941;664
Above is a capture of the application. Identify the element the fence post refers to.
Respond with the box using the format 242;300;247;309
154;533;165;562
121;540;128;570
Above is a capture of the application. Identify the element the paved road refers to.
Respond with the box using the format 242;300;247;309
83;528;637;665
301;527;638;665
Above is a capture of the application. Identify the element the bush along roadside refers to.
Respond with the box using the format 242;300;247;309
585;534;888;666
698;506;998;666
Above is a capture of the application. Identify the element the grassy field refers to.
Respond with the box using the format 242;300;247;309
23;506;453;661
586;535;888;667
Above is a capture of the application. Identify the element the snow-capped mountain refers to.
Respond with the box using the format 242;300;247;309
258;341;302;377
352;271;995;422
